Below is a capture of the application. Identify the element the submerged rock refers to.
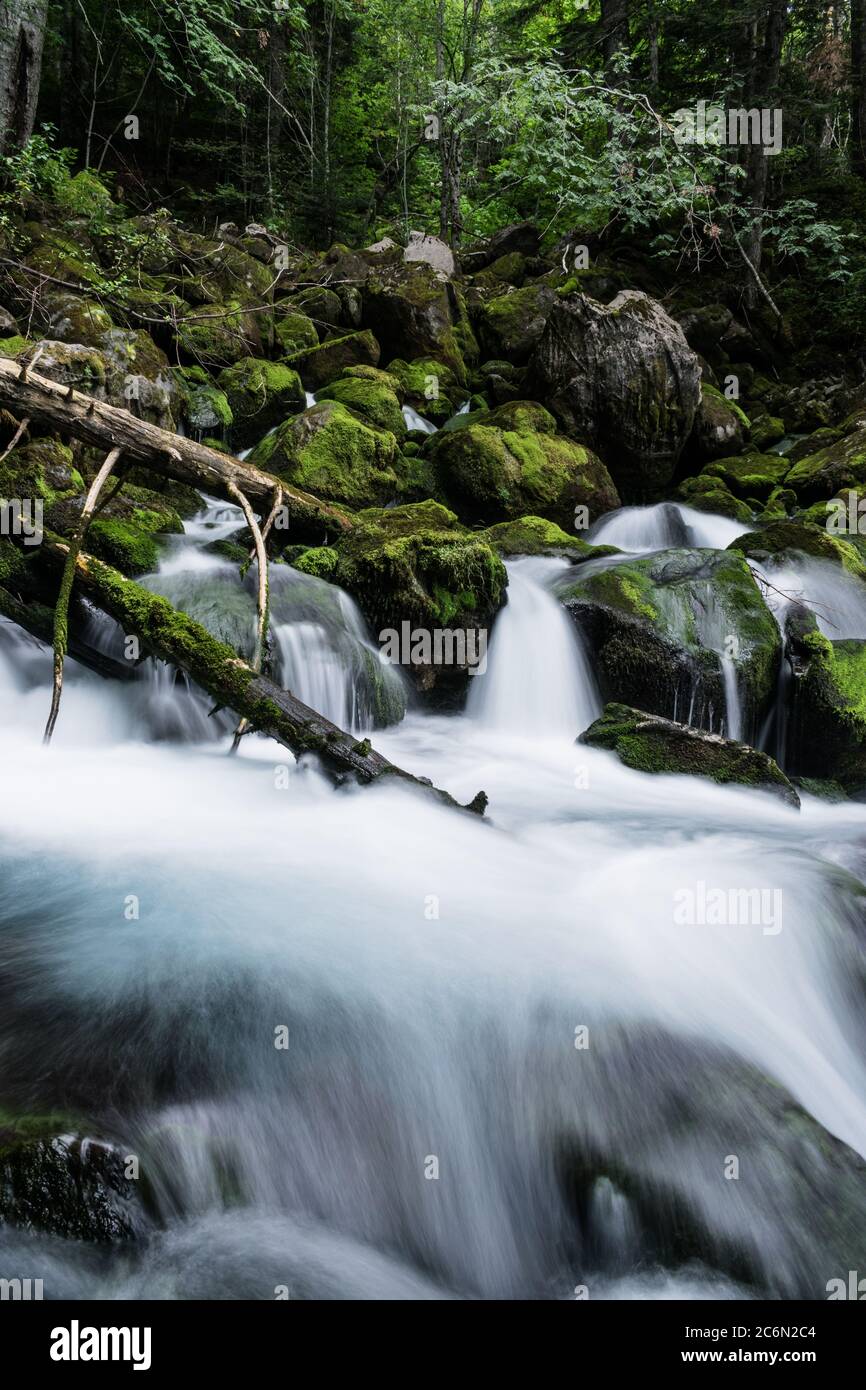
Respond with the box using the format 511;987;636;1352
531;290;702;499
580;703;799;806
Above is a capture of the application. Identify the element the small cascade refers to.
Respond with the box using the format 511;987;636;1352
468;556;600;737
402;404;437;433
590;502;749;554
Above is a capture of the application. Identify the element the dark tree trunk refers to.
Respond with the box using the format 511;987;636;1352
601;0;630;83
853;0;866;176
0;0;49;155
742;0;788;306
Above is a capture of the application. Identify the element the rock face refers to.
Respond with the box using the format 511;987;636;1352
0;1119;143;1242
363;262;474;382
403;231;456;279
426;399;620;528
531;290;702;499
558;548;781;743
784;607;866;792
580;703;800;806
688;384;750;462
248;398;404;509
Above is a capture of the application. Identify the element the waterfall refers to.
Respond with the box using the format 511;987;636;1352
468;557;600;737
402;404;437;433
590;502;749;554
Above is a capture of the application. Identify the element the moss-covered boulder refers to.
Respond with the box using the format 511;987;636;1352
43;292;115;346
785;608;866;792
676;475;754;523
426;398;619;528
479;281;557;365
557;548;781;742
784;427;866;502
22;339;108;395
216;358;305;446
274;309;319;355
750;414;785;451
285;329;380;390
322;499;507;700
384;356;460;424
699;452;792;499
688;383;750;461
54;168;117;217
186;383;233;438
580;703;799;806
248;398;403;508
479;515;616;560
471;251;527;295
729;519;866;583
285;284;343;327
317;373;406;435
176;300;261;368
362;262;469;383
98;327;180;428
0;439;84;504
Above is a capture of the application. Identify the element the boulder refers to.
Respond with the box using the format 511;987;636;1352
531;290;702;498
285;329;380;391
460;222;541;273
676;475;755;523
783;427;866;502
687;384;750;462
216;358;305;447
479;282;557;365
316;372;405;435
558;548;781;742
384;356;461;424
785;607;866;792
580;703;799;806
426;399;620;528
363;262;470;382
699;452;791;499
248;398;403;508
176;300;261;368
403;231;456;279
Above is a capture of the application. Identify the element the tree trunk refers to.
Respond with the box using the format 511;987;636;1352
853;0;866;176
601;0;630;83
0;0;49;155
0;357;353;542
742;0;788;306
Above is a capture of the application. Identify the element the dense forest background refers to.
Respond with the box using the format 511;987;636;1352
1;0;865;360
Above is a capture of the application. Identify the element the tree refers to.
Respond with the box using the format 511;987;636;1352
0;0;49;155
853;0;866;174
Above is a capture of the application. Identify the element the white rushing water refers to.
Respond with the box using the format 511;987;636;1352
1;501;866;1301
402;404;437;433
590;502;750;554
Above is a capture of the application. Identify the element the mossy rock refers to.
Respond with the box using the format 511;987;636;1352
86;517;162;576
700;452;792;499
54;169;116;216
426;398;620;528
285;330;380;390
0;334;31;359
786;609;866;791
317;374;405;435
784;427;866;502
580;703;799;806
0;438;84;504
688;383;750;462
783;427;843;464
479;515;617;560
248;398;403;508
0;1117;140;1242
676;475;754;523
479;282;557;365
25;339;108;394
285;285;343;326
186;384;233;436
363;262;469;383
216;357;305;446
274;310;319;355
749;415;785;451
176;300;260;368
327;499;507;700
558;548;781;742
384;356;459;423
729;519;866;583
43;292;114;346
292;545;340;581
472;251;527;294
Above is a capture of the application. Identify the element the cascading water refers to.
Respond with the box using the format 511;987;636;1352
2;498;866;1301
590;501;750;554
402;404;437;433
468;557;599;737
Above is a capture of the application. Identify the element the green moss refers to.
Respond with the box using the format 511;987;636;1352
54;169;116;215
216;357;305;445
293;546;339;580
784;427;866;501
384;357;458;422
284;330;380;390
677;475;755;523
0;335;30;358
750;415;786;451
729;520;866;583
0;439;83;504
701;453;791;498
87;518;161;576
249;398;402;508
186;384;233;435
479;516;613;559
317;375;405;434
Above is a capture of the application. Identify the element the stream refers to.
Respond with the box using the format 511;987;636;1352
1;496;865;1300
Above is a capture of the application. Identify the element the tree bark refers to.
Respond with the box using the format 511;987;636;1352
0;0;49;154
742;0;788;306
601;0;630;83
0;357;353;542
853;0;866;176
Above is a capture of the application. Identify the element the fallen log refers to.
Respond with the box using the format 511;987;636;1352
0;357;352;540
5;527;486;815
